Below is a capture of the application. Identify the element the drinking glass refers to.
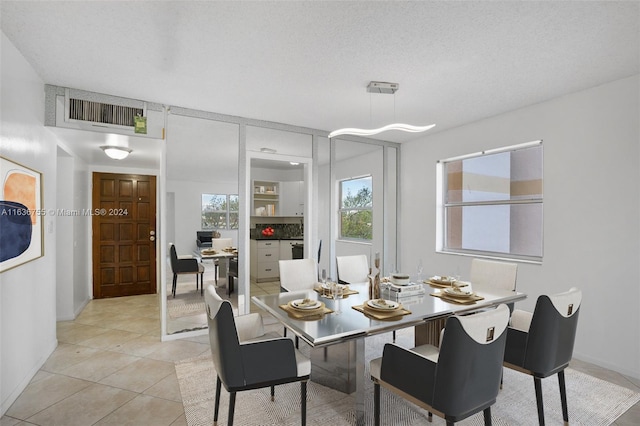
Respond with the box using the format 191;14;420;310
333;284;344;313
416;260;424;282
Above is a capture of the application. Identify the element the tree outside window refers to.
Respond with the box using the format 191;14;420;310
202;194;239;230
340;176;372;240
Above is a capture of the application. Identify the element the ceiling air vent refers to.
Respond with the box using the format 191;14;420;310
68;98;143;127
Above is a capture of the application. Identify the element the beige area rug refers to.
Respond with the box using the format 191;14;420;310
167;285;207;319
176;331;640;426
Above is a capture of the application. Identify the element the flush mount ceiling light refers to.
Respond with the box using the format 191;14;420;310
328;81;436;139
260;147;277;154
100;145;132;160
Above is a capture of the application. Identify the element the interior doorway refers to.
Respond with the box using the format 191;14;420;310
92;172;157;298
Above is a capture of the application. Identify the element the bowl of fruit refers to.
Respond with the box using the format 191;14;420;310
261;226;275;237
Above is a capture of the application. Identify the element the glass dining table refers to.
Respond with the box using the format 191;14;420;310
251;282;526;425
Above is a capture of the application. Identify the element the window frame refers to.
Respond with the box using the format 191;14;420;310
437;140;543;263
201;193;239;230
338;175;373;241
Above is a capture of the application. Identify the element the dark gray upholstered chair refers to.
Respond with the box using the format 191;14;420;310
169;244;204;297
196;231;213;248
371;304;510;426
227;257;237;296
205;286;310;426
503;287;582;426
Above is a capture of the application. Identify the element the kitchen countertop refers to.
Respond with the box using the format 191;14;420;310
252;236;303;240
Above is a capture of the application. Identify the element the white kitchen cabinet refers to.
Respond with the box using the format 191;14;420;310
279;181;304;216
250;239;280;282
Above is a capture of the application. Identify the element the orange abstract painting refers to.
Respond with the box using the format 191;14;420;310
4;172;37;224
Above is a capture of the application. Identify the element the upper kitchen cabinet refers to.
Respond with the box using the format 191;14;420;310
252;180;279;216
279;180;304;216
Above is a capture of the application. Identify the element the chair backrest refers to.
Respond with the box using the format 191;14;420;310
212;237;233;251
197;231;213;244
524;287;582;375
470;258;518;292
279;258;317;292
336;255;369;284
433;304;510;417
204;286;245;388
169;244;178;272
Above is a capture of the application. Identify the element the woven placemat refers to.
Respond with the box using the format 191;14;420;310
352;303;411;320
430;291;484;305
279;301;333;319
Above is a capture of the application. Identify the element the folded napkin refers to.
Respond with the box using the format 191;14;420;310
352;303;411;321
430;291;484;305
425;279;471;289
279;302;333;319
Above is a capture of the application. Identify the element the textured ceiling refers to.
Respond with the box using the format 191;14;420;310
1;1;639;169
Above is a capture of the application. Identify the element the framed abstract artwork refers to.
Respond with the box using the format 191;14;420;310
0;156;44;272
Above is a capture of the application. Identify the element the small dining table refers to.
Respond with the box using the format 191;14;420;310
251;281;526;425
192;249;238;294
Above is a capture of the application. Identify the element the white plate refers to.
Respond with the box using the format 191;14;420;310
443;287;474;297
429;275;455;284
290;299;321;310
367;299;400;311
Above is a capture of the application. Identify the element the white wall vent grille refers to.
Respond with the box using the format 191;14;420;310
68;98;143;127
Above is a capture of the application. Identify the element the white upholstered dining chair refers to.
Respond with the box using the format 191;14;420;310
336;254;369;284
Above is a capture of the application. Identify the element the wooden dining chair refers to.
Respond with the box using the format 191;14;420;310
205;286;310;426
503;287;582;425
370;304;510;426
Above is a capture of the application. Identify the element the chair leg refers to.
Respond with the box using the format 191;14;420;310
483;406;492;425
374;382;381;426
271;385;275;401
215;264;219;285
200;272;204;295
534;376;545;425
172;274;177;298
295;336;299;349
301;381;307;426
228;391;236;426
428;412;433;422
214;376;222;426
558;370;569;424
393;330;396;342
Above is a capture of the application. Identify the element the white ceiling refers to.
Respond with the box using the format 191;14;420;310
1;1;638;170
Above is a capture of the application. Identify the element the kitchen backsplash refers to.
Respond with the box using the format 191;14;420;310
252;223;303;239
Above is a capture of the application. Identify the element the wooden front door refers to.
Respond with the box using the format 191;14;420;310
92;172;157;298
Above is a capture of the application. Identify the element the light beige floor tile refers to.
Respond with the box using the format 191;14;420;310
93;394;183;426
109;334;165;357
28;370;54;385
108;316;160;334
41;344;101;373
143;372;183;402
0;415;25;425
5;374;91;420
56;323;110;344
59;350;140;382
77;329;142;349
145;340;210;363
169;413;188;426
25;383;137;426
99;358;175;393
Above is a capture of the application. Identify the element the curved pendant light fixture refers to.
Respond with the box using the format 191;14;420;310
328;123;435;139
329;81;435;139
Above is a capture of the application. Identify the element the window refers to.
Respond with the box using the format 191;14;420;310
202;194;239;230
339;176;373;240
439;141;543;261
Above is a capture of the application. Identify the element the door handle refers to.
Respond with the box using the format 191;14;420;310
150;236;155;241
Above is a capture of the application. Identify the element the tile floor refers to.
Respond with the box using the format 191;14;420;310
2;275;639;425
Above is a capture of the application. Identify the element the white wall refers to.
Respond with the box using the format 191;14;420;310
400;75;640;379
55;151;74;319
167;179;239;253
0;32;59;415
